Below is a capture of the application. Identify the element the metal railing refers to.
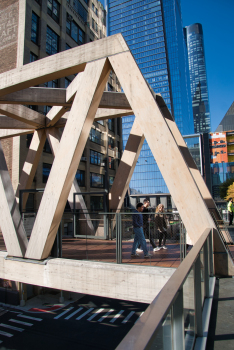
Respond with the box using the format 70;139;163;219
211;212;234;262
114;211;186;264
116;228;215;350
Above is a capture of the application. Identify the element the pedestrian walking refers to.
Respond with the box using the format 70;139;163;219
131;203;152;258
227;198;234;226
154;204;168;251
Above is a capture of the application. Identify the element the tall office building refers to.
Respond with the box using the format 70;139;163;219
108;0;193;207
184;23;211;134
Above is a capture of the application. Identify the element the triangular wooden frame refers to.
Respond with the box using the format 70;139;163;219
0;34;220;261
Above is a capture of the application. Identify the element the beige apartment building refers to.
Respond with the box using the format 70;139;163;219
1;0;122;230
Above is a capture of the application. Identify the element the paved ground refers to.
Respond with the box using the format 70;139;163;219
0;293;149;350
207;277;234;350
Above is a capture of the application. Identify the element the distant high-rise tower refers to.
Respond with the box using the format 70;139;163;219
184;23;211;134
108;0;193;201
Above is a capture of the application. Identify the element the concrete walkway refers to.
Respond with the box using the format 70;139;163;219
207;277;234;349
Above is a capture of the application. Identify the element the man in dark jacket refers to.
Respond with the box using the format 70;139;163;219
131;203;151;258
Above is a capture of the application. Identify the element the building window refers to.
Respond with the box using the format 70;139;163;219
90;173;104;188
108;83;113;91
109;157;114;170
75;170;85;187
90;196;103;211
109;176;114;189
43;106;52;115
43;139;52;153
89;128;103;145
117;118;121;136
66;14;85;45
26;134;33;148
97;120;104;125
90;150;104;166
167;196;172;210
46;26;59;55
31;12;39;44
30;52;38;62
43;163;52;183
73;0;88;22
92;3;98;17
92;18;98;33
108;136;114;149
156;196;161;206
108;119;114;132
47;0;60;23
44;79;58;88
28;105;38;112
66;43;71;50
25;193;35;213
65;78;71;88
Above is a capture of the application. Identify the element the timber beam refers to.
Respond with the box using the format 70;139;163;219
0;89;132;110
0;34;129;96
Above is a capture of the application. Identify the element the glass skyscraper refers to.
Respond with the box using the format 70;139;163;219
184;23;211;134
108;0;193;196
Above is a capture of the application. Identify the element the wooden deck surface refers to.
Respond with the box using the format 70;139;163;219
62;238;182;268
0;234;233;269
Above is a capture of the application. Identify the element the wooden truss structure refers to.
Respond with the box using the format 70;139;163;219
0;34;232;278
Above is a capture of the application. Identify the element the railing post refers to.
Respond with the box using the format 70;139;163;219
203;239;209;298
172;288;185;350
104;214;109;240
116;213;122;264
208;229;214;277
194;255;203;337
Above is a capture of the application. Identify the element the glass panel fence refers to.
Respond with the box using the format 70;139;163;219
200;247;205;308
148;310;172;350
16;204;189;266
183;268;195;350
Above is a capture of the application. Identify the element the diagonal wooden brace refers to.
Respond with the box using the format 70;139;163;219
25;58;111;260
0;141;28;257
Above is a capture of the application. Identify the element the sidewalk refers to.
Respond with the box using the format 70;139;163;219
207;277;234;349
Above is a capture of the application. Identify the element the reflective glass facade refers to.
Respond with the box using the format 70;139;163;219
184;23;211;134
211;162;234;200
108;0;193;195
184;135;201;173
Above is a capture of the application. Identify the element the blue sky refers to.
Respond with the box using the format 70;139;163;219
102;0;234;132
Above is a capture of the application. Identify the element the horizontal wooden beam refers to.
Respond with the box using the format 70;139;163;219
100;92;131;110
0;87;68;106
0;104;45;128
0;129;34;139
0;116;36;129
0;88;132;111
0;251;174;304
95;108;133;120
0;34;129;97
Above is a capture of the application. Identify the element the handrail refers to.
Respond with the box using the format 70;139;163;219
116;227;212;350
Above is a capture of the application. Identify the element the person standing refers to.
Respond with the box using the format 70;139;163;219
154;204;168;251
131;203;151;258
142;198;157;251
227;198;234;226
